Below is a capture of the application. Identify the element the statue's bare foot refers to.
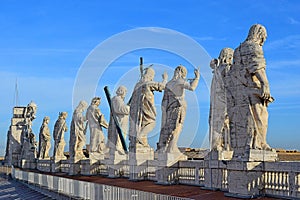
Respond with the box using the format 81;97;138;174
262;144;272;150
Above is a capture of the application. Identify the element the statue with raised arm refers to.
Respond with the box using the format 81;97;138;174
129;67;168;152
209;48;234;151
38;116;51;159
69;101;88;161
157;65;200;155
107;86;130;157
53;112;68;160
86;97;109;159
231;24;274;158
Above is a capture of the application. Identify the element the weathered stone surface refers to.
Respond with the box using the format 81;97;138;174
107;86;130;162
86;97;109;160
228;24;275;160
20;102;38;161
53;112;68;160
205;150;233;161
129;65;167;153
209;48;233;151
38;116;51;159
5;102;38;166
157;65;199;165
69;101;88;162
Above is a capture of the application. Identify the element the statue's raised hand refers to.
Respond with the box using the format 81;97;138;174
194;68;200;79
162;71;168;81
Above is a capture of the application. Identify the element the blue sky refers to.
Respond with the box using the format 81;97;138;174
0;0;300;156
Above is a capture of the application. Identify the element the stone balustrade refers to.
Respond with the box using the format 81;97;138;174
5;157;300;199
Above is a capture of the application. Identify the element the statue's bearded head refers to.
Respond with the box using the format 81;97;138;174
174;65;187;79
43;116;50;124
144;67;155;81
116;85;127;98
91;97;101;106
219;48;234;65
59;112;68;120
77;100;88;111
247;24;267;46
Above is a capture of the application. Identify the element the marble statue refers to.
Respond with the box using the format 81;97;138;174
86;97;109;158
53;112;68;160
108;86;130;156
209;48;234;151
38;116;51;159
69;101;88;161
129;67;168;151
157;65;200;154
230;24;274;157
21;101;38;159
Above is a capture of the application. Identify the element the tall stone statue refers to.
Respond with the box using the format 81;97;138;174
53;112;68;160
86;97;109;159
38;116;51;159
129;67;168;152
21;101;38;160
209;48;234;151
69;101;88;161
108;86;130;157
230;24;274;159
157;65;200;155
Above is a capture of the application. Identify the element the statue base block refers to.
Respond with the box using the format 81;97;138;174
157;152;187;167
21;159;37;169
205;150;233;161
248;149;278;161
37;159;51;172
129;147;154;181
89;152;107;162
107;153;129;178
226;160;264;198
234;149;278;162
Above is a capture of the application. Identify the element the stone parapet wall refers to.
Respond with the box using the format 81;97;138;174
14;157;300;199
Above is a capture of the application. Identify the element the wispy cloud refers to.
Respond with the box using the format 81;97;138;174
288;17;300;25
193;36;227;41
0;48;86;56
268;59;300;69
265;35;300;51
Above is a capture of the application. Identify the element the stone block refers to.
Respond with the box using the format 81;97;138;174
156;165;179;185
247;149;278;162
157;152;187;167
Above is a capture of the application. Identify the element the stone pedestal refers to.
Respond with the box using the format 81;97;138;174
51;159;61;173
232;149;278;161
107;152;128;178
156;161;179;185
225;161;264;198
68;159;81;175
203;159;228;191
37;159;51;172
21;159;37;169
205;150;233;161
129;147;154;181
155;152;187;185
89;152;107;162
157;152;187;167
80;159;92;175
247;149;278;161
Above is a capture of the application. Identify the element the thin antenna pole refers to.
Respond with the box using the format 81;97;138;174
14;78;19;106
